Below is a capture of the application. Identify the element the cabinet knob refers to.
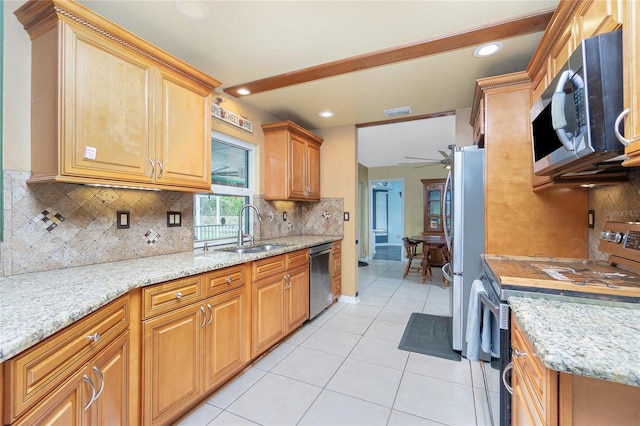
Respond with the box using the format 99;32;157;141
513;348;527;358
226;277;232;283
87;332;100;343
175;292;183;299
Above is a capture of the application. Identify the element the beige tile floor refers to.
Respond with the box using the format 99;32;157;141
176;258;500;426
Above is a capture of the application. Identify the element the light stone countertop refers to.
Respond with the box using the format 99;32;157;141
0;235;341;363
508;296;640;387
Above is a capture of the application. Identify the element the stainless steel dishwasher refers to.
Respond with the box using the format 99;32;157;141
309;243;333;320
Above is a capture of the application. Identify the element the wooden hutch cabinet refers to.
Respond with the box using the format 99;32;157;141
421;179;449;266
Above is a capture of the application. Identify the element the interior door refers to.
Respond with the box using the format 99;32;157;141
372;189;388;244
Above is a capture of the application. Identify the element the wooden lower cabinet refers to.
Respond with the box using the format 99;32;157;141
14;331;130;426
252;250;310;358
142;280;249;425
204;287;249;392
143;303;203;425
332;241;342;302
252;274;287;358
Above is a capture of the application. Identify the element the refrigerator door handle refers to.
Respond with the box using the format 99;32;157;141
442;262;453;284
442;169;452;253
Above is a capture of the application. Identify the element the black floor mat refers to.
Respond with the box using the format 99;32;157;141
398;313;461;361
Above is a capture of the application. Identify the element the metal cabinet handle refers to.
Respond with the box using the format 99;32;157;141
502;362;514;395
92;366;105;400
207;304;213;325
200;306;206;327
148;158;155;178
87;332;100;343
82;375;97;411
226;277;232;283
513;348;527;358
175;292;183;299
157;160;164;178
614;108;631;146
283;274;291;290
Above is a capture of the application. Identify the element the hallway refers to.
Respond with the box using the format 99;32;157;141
177;258;500;425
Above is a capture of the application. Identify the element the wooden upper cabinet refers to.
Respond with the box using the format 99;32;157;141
262;121;323;201
14;0;219;192
621;0;640;164
421;179;447;236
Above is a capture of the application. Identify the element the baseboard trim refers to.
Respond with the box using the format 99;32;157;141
338;294;360;304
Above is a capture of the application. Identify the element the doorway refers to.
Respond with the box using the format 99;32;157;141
369;179;404;261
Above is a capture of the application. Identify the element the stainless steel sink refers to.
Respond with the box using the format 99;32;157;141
221;243;289;254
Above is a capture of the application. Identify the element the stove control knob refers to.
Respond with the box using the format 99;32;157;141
610;232;624;244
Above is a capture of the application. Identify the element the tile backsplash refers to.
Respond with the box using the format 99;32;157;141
2;170;195;276
589;170;640;259
1;171;344;276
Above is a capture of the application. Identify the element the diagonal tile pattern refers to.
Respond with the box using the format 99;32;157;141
177;258;500;426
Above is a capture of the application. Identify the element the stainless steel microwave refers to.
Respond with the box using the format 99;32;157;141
531;30;625;177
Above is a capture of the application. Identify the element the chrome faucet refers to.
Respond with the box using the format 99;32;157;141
237;204;262;246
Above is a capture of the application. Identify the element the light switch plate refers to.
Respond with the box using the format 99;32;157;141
167;211;182;227
344;212;350;221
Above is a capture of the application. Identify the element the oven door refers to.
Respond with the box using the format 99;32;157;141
478;278;512;426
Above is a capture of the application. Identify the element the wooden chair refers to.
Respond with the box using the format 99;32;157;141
402;237;432;282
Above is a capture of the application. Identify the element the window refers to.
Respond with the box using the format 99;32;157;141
194;133;254;247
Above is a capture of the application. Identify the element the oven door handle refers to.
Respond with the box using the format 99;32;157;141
479;292;500;316
502;362;514;395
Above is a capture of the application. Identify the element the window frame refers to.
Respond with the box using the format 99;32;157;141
194;131;255;249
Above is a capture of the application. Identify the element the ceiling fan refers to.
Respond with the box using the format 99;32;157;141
400;150;451;169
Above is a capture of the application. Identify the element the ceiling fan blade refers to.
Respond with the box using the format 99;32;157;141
404;156;441;161
413;163;442;169
439;150;450;159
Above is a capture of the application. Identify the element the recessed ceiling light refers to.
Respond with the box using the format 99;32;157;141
319;111;335;118
473;42;504;57
174;0;210;20
236;88;251;96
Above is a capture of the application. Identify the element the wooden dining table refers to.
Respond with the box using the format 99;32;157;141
408;234;450;284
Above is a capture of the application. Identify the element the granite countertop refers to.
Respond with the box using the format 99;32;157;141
0;235;341;363
509;296;640;387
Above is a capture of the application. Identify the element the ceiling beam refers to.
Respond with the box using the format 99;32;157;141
223;9;555;97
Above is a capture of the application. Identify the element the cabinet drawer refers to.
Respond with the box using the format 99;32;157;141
252;254;286;282
286;250;309;270
143;275;204;319
332;252;342;277
5;295;129;421
205;265;247;297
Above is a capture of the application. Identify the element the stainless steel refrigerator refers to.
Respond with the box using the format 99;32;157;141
442;145;485;357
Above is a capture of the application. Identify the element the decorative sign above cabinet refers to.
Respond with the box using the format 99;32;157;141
212;104;254;133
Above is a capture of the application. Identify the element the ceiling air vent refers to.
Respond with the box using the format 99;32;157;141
383;106;412;118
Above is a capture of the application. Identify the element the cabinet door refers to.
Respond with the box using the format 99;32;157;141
623;0;640;163
62;22;154;183
252;275;286;358
286;265;310;332
143;304;203;425
288;135;308;199
87;332;130;426
155;67;212;191
14;373;88;426
204;288;246;392
306;141;321;200
512;363;544;426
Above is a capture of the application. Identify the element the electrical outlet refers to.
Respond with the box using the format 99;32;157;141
283;212;287;221
116;211;130;229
